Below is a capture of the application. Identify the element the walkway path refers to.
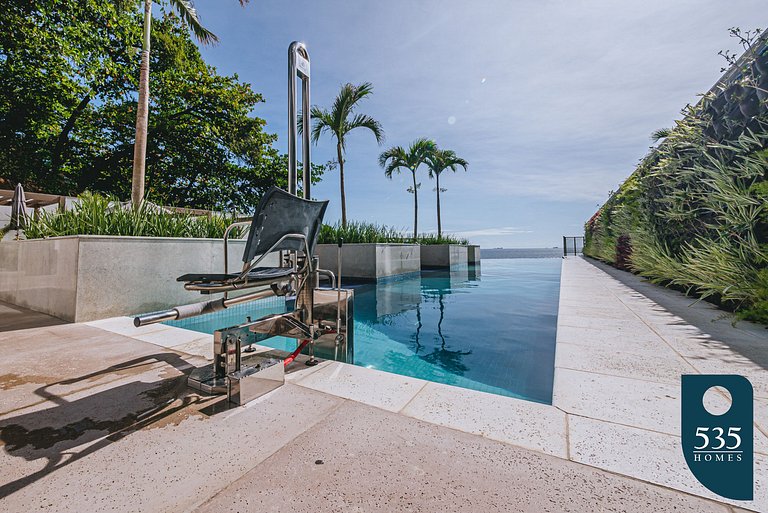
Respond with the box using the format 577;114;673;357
0;300;65;332
553;256;767;511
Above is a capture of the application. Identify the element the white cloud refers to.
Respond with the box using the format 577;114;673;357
454;226;533;237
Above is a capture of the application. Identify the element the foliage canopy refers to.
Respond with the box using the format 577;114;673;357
0;1;323;212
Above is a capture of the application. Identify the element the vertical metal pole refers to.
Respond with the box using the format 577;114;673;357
288;41;311;199
563;236;567;257
287;44;298;196
302;71;311;200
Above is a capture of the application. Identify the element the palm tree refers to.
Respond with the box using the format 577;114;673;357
425;148;468;238
303;82;384;226
120;0;249;207
379;138;436;239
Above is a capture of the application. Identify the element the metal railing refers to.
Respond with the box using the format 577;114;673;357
562;236;584;257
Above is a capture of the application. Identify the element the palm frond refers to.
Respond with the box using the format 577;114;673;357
347;113;385;144
302;107;334;145
379;146;408;178
426;148;468;178
408;138;437;169
169;0;219;45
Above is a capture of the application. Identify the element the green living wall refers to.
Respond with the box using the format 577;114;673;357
584;41;768;323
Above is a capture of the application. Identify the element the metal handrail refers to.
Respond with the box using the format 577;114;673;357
134;287;277;327
237;232;312;279
288;41;311;200
223;221;252;298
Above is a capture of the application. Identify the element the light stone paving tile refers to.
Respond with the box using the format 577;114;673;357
684;354;768;400
134;326;209;348
0;384;344;513
292;361;427;412
557;306;637;321
664;333;746;358
400;381;567;457
169;337;214;359
557;314;651;331
555;342;695;384
194;400;730;513
568;415;767;512
284;360;334;383
556;324;679;357
554;368;727;436
557;303;629;316
85;315;171;337
757;399;768;437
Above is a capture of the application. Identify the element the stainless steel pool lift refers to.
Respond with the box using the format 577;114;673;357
134;42;354;406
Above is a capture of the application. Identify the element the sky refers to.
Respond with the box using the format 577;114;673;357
194;0;763;248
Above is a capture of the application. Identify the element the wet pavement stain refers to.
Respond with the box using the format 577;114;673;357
0;371;209;453
0;374;52;390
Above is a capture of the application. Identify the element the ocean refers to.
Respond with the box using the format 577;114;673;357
481;248;564;259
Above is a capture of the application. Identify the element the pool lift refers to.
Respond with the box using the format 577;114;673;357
133;42;354;406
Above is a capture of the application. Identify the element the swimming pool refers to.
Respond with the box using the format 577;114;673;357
166;258;561;404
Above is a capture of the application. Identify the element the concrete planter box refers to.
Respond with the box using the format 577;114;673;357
0;235;274;322
316;243;420;282
420;244;469;269
467;245;481;265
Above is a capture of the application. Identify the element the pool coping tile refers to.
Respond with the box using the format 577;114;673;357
290;361;428;413
401;381;567;457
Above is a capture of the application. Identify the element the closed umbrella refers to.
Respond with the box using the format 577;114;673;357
10;183;29;239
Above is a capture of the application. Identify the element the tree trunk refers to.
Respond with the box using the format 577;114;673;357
131;0;152;208
436;172;442;239
411;170;418;239
337;141;347;227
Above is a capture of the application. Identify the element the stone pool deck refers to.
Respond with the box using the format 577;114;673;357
0;256;765;512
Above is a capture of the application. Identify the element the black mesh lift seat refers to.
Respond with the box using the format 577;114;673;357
177;187;329;293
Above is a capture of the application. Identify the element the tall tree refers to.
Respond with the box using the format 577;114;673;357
121;0;249;207
1;4;308;213
425;148;468;238
0;1;136;192
303;82;384;226
379;138;436;239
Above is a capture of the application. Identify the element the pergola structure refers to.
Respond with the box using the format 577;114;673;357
0;189;67;213
0;189;218;217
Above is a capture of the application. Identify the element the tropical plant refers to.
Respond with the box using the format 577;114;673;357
302;82;384;226
425;148;468;238
318;221;467;245
650;128;672;142
585;109;768;322
24;192;242;239
118;0;250;207
379;138;437;239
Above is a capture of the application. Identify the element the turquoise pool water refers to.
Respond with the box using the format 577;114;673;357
166;258;561;404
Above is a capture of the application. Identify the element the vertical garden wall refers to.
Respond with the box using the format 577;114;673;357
584;32;768;323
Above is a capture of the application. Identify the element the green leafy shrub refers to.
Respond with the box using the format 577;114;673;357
318;221;468;245
585;108;768;323
24;192;241;239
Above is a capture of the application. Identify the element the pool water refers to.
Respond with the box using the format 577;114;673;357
166;258;561;404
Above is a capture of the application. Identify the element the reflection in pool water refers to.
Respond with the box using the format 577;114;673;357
350;259;560;403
